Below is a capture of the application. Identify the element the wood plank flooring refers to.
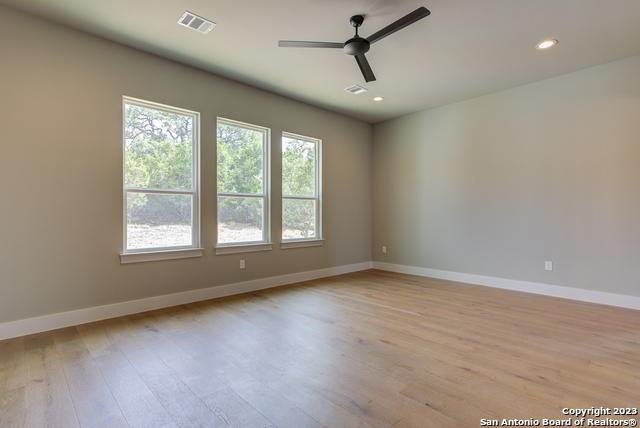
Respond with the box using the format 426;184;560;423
1;270;639;427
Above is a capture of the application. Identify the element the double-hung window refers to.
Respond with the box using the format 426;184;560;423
122;97;200;256
281;132;322;243
216;118;270;249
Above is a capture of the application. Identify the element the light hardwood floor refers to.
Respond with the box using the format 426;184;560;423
1;270;639;428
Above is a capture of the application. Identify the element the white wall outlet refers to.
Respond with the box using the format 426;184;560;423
544;261;553;271
382;245;387;255
240;259;246;270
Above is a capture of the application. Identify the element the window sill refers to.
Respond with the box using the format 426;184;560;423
215;243;273;255
280;239;324;249
120;248;204;264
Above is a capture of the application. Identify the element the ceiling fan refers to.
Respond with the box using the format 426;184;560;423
278;6;431;83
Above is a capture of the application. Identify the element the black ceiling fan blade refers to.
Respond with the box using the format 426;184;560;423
366;6;431;44
355;54;376;82
278;41;344;48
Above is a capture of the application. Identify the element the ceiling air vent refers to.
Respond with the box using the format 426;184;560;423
344;84;367;95
178;11;216;34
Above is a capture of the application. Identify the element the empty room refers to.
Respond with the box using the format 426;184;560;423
0;0;639;427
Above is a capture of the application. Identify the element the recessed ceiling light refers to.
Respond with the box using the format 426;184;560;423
373;96;384;102
536;39;558;50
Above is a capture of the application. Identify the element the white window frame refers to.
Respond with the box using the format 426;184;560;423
121;96;201;261
216;117;271;252
281;131;322;247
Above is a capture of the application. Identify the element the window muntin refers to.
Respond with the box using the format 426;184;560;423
217;118;270;246
282;132;321;241
123;97;200;252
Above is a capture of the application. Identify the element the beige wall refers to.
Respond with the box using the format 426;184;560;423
373;55;640;296
0;6;372;323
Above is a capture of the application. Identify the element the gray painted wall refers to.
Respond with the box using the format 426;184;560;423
373;55;640;297
0;6;372;323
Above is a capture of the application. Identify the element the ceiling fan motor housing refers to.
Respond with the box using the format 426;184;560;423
344;15;369;56
344;37;370;55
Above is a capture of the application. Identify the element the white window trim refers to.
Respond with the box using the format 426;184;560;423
216;117;271;249
215;243;273;255
280;239;324;250
121;96;201;260
120;248;204;264
281;131;322;243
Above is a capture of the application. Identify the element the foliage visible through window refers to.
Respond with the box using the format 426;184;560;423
123;98;199;251
282;133;321;240
217;119;269;245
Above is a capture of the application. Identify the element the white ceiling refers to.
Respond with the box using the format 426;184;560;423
3;0;640;123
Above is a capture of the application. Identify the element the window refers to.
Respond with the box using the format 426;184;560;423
216;118;270;247
282;132;322;242
122;97;200;254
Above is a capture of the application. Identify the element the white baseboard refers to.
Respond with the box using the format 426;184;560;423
0;261;373;341
372;261;640;310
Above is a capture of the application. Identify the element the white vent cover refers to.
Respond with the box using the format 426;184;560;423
178;11;216;34
344;84;367;95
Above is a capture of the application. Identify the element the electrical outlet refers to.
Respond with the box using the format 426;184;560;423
240;259;246;270
544;261;553;271
382;245;387;255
